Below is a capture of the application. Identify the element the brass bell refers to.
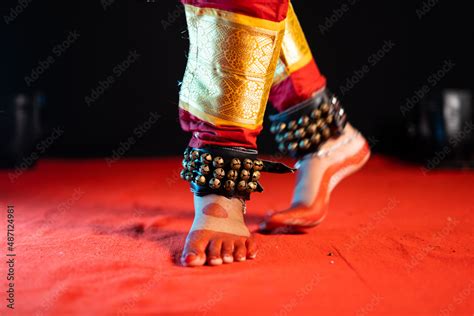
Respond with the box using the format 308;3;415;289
321;127;331;139
246;181;257;193
209;178;221;189
271;122;286;134
270;122;279;134
237;180;247;191
253;160;263;171
275;133;285;143
278;142;287;153
240;169;250;181
224;180;235;191
283;131;294;141
199;164;210;175
310;109;321;120
316;119;325;129
325;114;334;125
213;168;225;179
320;103;330;113
190;150;200;160
195;175;206;186
200;153;212;164
287;120;297;130
213;156;224;168
230;158;241;170
185;172;193;182
251;170;261;181
294;127;306;139
243;158;253;170
186;160;196;171
298;115;310;127
227;169;238;181
277;122;287;133
287;142;298;152
310;133;321;145
306;123;317;134
299;139;311;150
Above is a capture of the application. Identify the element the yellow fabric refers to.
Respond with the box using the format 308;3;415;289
272;2;314;84
179;4;285;129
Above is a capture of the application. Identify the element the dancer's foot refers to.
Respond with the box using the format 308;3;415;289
181;194;257;267
261;124;370;230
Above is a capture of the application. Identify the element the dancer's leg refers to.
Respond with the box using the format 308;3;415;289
261;3;370;230
178;0;289;266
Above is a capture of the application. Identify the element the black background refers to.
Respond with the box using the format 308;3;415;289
0;0;471;157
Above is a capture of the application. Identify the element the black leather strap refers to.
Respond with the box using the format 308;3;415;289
180;146;295;200
269;89;347;158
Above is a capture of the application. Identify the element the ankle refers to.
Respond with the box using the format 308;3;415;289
191;195;250;236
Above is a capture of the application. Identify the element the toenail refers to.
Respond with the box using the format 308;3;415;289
223;255;233;263
182;253;198;265
209;258;223;265
248;252;257;259
236;256;246;262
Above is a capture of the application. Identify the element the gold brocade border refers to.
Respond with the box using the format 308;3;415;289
279;3;313;74
179;4;285;129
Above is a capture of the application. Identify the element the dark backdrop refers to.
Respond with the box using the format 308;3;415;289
0;0;471;157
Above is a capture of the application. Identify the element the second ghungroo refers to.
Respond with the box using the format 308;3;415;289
269;89;347;158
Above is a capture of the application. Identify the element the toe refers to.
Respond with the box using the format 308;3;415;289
221;240;234;263
233;240;247;262
181;231;208;267
246;236;258;259
206;239;223;266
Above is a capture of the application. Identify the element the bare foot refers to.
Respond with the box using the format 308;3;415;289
260;124;370;230
181;194;257;267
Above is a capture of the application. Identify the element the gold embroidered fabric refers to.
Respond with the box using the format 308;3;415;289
279;3;313;74
179;5;285;129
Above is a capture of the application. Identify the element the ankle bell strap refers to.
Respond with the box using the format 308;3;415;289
180;146;295;200
269;89;347;158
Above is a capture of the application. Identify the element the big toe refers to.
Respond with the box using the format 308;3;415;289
181;231;208;267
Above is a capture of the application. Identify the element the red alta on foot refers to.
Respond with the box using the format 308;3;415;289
261;125;370;230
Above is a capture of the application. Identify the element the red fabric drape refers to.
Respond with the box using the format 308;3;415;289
180;0;289;22
269;58;326;112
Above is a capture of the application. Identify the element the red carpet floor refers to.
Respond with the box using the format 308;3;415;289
0;156;473;315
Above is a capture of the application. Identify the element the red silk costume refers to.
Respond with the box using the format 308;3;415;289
179;1;326;149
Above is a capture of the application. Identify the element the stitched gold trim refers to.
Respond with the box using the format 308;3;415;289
179;5;284;129
279;3;313;74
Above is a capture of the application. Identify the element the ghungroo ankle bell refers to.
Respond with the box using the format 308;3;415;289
269;89;347;158
180;146;295;200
